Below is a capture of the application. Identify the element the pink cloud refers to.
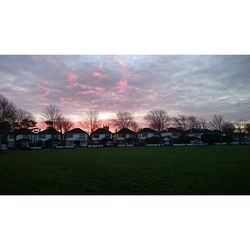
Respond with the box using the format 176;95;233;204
59;97;72;104
92;70;107;79
117;79;128;92
68;71;78;82
78;83;105;93
78;83;93;89
76;90;97;95
35;81;60;96
67;71;79;89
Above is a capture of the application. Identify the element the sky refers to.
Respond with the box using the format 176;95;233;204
0;55;250;127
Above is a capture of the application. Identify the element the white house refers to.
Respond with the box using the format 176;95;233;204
65;128;88;147
37;127;61;147
7;128;36;148
113;128;137;145
137;128;157;142
161;127;183;144
91;127;113;146
186;129;205;144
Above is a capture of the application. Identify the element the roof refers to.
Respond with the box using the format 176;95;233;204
138;128;157;133
65;128;88;134
115;128;136;135
38;127;60;134
212;130;223;134
9;128;35;135
91;128;112;135
202;129;211;133
186;129;204;133
164;127;183;133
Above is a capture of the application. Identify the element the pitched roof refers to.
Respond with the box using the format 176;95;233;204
91;128;112;135
38;127;60;134
162;127;183;133
202;129;211;133
115;128;136;135
186;128;204;133
65;128;88;134
138;128;157;133
212;129;223;134
9;128;34;135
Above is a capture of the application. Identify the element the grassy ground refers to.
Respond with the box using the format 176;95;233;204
0;146;250;194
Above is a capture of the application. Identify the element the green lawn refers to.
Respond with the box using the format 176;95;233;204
0;146;250;194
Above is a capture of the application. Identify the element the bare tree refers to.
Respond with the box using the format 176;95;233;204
12;109;36;129
16;109;34;121
62;119;74;133
55;117;73;134
172;115;191;145
245;123;250;134
131;121;139;132
186;116;200;130
198;118;209;129
234;120;249;143
0;94;16;123
234;120;244;133
172;115;189;131
222;122;235;134
144;109;170;132
112;111;135;130
81;109;101;134
210;115;225;131
144;109;170;145
0;94;17;144
187;116;202;144
41;104;62;128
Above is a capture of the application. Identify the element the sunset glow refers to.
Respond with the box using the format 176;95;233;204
1;55;250;128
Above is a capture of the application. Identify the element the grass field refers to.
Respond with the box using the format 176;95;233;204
0;146;250;194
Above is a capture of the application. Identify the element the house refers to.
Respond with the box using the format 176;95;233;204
161;128;183;144
91;127;113;146
137;128;158;143
7;128;36;148
37;127;61;147
186;129;205;144
65;128;88;147
113;128;137;146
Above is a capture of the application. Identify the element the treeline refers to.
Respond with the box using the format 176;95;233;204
1;93;250;137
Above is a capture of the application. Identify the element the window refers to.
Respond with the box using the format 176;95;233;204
66;134;73;138
39;134;46;138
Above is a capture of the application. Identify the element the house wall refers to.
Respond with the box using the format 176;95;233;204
92;133;112;141
113;134;135;141
187;132;203;138
8;134;36;142
7;134;36;148
138;132;156;141
65;133;88;147
65;133;88;141
37;134;60;141
7;135;15;142
16;134;36;142
161;131;181;139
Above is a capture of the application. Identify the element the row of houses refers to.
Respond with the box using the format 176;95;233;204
4;125;250;149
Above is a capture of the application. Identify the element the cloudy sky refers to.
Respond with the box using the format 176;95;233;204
0;55;250;125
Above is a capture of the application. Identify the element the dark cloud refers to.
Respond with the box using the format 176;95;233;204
0;55;249;122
